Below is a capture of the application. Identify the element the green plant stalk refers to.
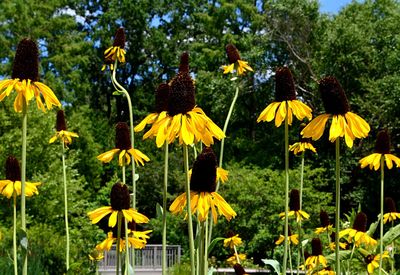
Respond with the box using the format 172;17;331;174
299;153;305;209
116;212;122;275
335;139;340;274
391;221;395;273
348;243;356;273
13;192;17;275
233;245;240;264
183;145;195;275
208;84;239;245
21;103;28;275
124;219;130;274
283;106;289;275
112;60;137;270
62;142;70;271
288;243;293;275
204;219;208;273
379;156;384;275
199;222;205;275
296;222;301;275
162;143;169;275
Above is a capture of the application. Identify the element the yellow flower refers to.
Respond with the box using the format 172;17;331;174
305;255;327;270
383;212;400;224
226;254;246;266
103;28;126;66
315;224;333;235
301;77;370;148
279;189;309;222
275;234;299;245
289;141;317;155
365;252;389;274
217;167;229;183
0;180;41;199
315;268;335;275
49;130;79;145
224;234;242;249
88;249;104;261
88;206;149;228
96;230;152;252
170;191;236;224
279;210;310;222
328;241;347;251
222;44;253;75
339;228;377;247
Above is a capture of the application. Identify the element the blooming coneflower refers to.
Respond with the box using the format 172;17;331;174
305;238;327;270
224;232;242;249
279;189;310;222
222;44;253;75
339;212;377;247
328;232;347;251
103;27;126;70
315;210;333;234
144;53;224;148
97;122;150;166
365;252;389;274
0;156;41;199
257;67;312;127
88;249;104;262
49;110;79;145
360;130;400;170
169;147;236;224
383;197;400;224
301;76;370;148
275;226;299;246
0;38;61;112
88;182;149;227
289;123;317;155
226;254;247;266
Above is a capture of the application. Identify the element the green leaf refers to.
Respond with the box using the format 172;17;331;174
383;223;400;245
207;237;224;255
17;228;28;251
113;91;123;96
325;250;352;263
367;217;379;236
156;203;163;218
207;266;216;275
262;259;280;274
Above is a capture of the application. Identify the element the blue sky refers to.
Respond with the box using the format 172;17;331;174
319;0;354;13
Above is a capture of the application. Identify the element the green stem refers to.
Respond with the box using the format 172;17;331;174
13;192;17;275
112;60;136;272
124;218;130;274
62;142;70;271
21;103;28;275
296;223;301;275
183;145;195;275
379;156;384;275
391;221;395;274
204;219;208;274
199;222;205;275
283;104;289;275
335;139;340;274
299;153;304;210
288;243;293;275
162;143;169;275
348;244;356;273
116;212;122;275
233;245;240;265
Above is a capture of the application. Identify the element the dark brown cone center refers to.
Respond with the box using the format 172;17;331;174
375;130;391;154
385;197;397;213
179;52;189;74
110;182;131;210
311;238;323;256
115;122;132;150
274;67;297;101
319;76;350;115
6;156;21;182
320;210;331;227
353;212;367;232
56;110;67;131
11;38;39;82
113;28;126;49
226;44;241;64
190;147;217;193
168;73;195;116
233;264;246;275
289;189;300;211
155;83;170;113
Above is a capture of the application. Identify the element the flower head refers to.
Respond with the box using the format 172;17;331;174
49;110;79;145
257;67;312;127
301;76;370;148
305;238;327;270
88;182;149;228
0;156;41;198
279;189;310;222
88;249;104;262
224;231;242;249
226;254;246;266
222;44;253;75
275;226;299;245
383;197;400;224
289;123;317;155
97;122;150;166
365;252;389;274
169;147;236;223
96;229;152;252
339;212;377;247
103;27;126;68
360;130;400;170
315;210;333;234
233;263;249;275
0;38;61;112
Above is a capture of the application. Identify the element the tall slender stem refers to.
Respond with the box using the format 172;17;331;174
288;243;293;275
204;219;208;274
124;219;130;273
183;145;195;275
199;222;205;275
21;103;28;275
299;153;305;210
283;104;289;275
162;143;169;275
335;139;340;274
13;192;17;275
233;245;241;264
379;156;384;275
62;142;70;271
116;212;122;275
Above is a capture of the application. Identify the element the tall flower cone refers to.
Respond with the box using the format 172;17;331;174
222;44;253;75
0;38;60;275
48;110;78;271
359;130;400;274
301;76;370;274
103;27;126;70
257;67;312;273
305;238;327;271
339;212;377;247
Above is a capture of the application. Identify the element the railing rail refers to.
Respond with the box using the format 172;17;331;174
99;245;181;270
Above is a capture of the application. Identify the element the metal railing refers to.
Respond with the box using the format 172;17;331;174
99;245;181;270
